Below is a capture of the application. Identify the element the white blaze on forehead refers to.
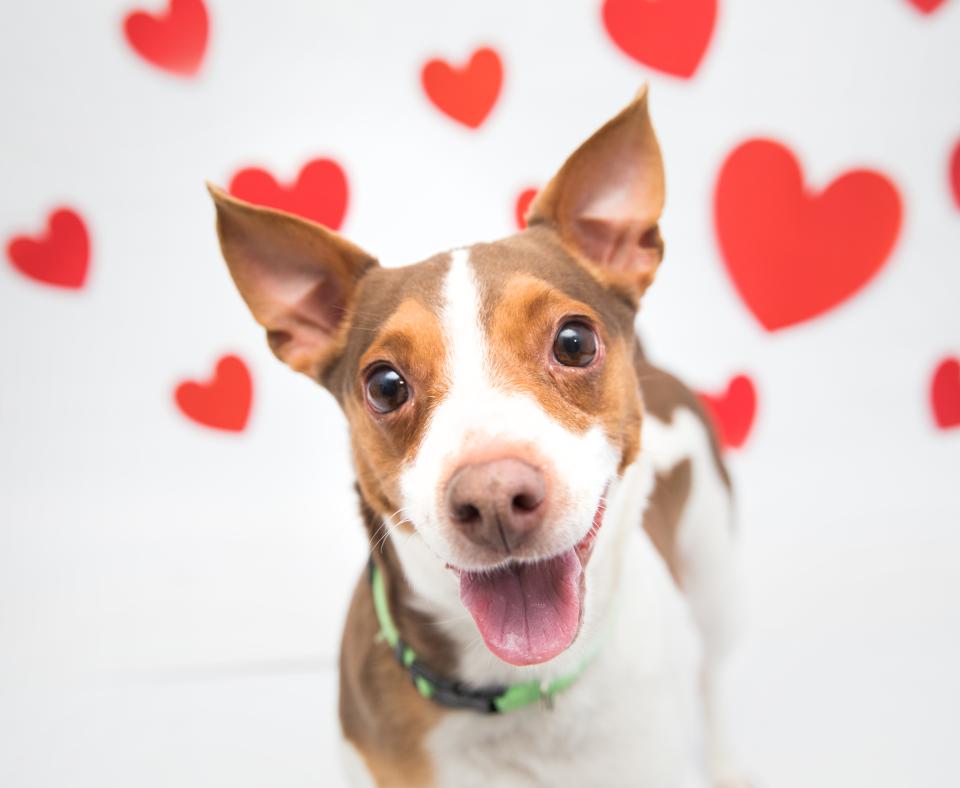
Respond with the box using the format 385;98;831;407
442;247;488;403
397;247;620;571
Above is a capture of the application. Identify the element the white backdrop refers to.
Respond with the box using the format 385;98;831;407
2;1;959;786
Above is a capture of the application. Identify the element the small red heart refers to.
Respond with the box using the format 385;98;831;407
950;139;960;210
931;358;960;430
906;0;948;14
175;354;252;432
421;47;503;129
6;208;90;289
697;375;757;450
515;188;538;229
229;159;348;230
715;139;902;331
602;0;717;79
123;0;209;77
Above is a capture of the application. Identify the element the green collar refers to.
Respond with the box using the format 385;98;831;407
369;559;595;714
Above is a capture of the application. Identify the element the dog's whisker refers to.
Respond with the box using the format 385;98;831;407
369;511;415;556
423;614;475;628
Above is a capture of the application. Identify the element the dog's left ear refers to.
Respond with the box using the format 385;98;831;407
526;85;665;304
207;185;378;379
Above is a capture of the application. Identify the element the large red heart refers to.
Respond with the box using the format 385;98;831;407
6;208;90;289
602;0;717;79
715;139;902;331
515;188;538;229
421;47;503;129
950;139;960;210
229;159;348;229
175;355;252;432
931;358;960;430
907;0;948;13
697;375;757;450
123;0;209;77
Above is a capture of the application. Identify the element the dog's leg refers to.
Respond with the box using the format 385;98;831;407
701;661;751;788
683;516;752;788
654;407;750;788
681;526;749;788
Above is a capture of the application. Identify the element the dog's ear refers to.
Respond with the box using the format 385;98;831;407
526;85;665;304
207;185;378;378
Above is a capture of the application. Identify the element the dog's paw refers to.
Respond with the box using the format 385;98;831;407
709;758;754;788
713;771;754;788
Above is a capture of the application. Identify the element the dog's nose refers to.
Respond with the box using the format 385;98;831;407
445;458;547;554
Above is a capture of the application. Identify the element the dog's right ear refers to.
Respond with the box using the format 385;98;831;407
525;85;665;306
207;185;378;379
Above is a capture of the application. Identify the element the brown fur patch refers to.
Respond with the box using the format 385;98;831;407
323;254;452;520
340;504;456;787
642;458;693;585
339;570;439;786
345;296;450;515
634;346;731;490
485;273;601;434
469;227;642;475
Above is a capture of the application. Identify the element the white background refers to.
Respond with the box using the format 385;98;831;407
1;1;959;785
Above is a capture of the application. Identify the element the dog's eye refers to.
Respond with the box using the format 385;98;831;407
365;366;409;413
553;321;598;367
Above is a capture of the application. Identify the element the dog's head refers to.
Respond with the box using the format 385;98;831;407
209;88;664;666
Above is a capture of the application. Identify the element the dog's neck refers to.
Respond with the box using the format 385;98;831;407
368;447;654;692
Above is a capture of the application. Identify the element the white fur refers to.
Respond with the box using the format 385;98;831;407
366;249;744;786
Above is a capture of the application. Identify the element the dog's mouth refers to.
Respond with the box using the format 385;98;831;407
451;495;607;666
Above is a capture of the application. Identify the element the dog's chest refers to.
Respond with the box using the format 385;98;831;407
423;531;707;788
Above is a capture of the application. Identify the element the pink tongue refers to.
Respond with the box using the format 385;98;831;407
458;549;583;666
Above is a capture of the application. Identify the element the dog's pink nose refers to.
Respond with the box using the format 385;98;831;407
445;458;547;554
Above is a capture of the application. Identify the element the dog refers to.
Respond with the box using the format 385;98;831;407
208;86;746;788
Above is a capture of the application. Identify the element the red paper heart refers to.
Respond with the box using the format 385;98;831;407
6;208;90;289
421;47;503;128
229;159;348;229
715;139;902;331
697;375;757;450
123;0;208;77
175;355;252;432
602;0;717;78
931;358;960;429
907;0;948;14
950;139;960;210
515;188;538;229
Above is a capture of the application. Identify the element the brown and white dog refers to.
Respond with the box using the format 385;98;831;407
208;87;746;788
